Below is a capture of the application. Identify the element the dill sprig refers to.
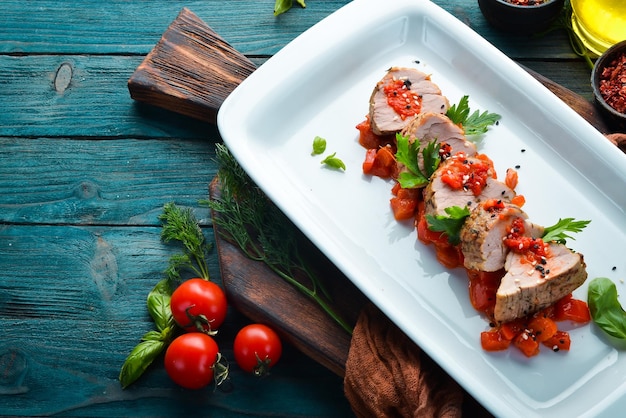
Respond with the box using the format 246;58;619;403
206;144;352;334
159;202;212;283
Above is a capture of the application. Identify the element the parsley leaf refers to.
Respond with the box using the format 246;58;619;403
425;206;471;245
446;95;501;136
395;133;440;189
542;218;590;244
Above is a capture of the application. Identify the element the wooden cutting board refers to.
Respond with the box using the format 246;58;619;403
129;8;620;379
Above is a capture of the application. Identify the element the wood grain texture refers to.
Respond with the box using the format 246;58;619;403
0;0;348;55
209;178;368;377
0;225;352;417
128;9;256;124
0;137;216;225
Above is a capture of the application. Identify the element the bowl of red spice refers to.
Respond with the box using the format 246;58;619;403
592;40;626;130
478;0;565;34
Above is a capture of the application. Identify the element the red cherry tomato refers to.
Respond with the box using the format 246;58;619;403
164;333;219;389
233;324;282;377
170;278;227;333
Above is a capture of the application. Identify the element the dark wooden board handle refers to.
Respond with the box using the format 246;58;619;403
128;8;256;124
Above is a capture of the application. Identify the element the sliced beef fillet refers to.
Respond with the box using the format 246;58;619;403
369;67;449;136
460;202;543;272
494;243;587;324
423;154;516;217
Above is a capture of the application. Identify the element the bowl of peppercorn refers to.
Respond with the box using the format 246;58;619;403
478;0;565;34
592;40;626;131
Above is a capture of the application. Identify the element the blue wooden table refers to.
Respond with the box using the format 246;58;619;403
0;1;608;416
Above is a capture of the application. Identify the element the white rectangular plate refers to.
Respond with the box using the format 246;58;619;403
217;0;626;416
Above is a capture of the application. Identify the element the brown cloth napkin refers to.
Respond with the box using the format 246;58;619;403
344;303;464;418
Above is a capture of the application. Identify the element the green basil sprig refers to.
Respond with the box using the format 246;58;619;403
119;279;174;388
588;277;626;340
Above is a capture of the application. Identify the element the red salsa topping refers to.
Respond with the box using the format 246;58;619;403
383;78;422;120
503;217;549;265
440;153;492;196
599;52;626;114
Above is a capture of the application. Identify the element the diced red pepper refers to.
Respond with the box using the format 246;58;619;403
513;330;540;357
505;167;518;190
390;196;418;221
542;330;571;352
362;146;396;178
511;194;526;207
553;295;591;323
356;117;395;149
527;315;558;343
500;318;526;341
481;330;511;351
467;269;503;315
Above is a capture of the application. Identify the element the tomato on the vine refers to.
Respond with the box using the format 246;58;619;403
233;324;282;377
170;278;227;333
164;333;219;389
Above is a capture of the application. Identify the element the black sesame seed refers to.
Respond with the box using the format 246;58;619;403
515;165;521;169
521;149;526;152
612;266;617;271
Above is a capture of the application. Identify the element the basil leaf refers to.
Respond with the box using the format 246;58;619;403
147;279;173;332
588;277;626;340
119;328;171;388
312;136;327;155
321;153;346;171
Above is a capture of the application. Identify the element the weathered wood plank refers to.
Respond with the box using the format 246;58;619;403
0;55;215;138
128;8;257;124
0;0;348;55
0;225;352;416
0;137;216;225
0;0;586;60
0;54;595;139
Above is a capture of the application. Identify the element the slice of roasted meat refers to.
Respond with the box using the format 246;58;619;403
423;154;516;217
369;67;449;136
460;202;543;272
401;112;477;157
494;243;587;324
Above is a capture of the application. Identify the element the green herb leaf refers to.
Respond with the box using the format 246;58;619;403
542;218;590;244
321;152;346;171
159;202;212;282
446;96;470;125
119;327;172;389
395;133;439;188
146;279;173;332
274;0;293;15
312;136;327;155
446;95;501;136
208;144;352;335
425;206;471;245
588;277;626;340
274;0;305;16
